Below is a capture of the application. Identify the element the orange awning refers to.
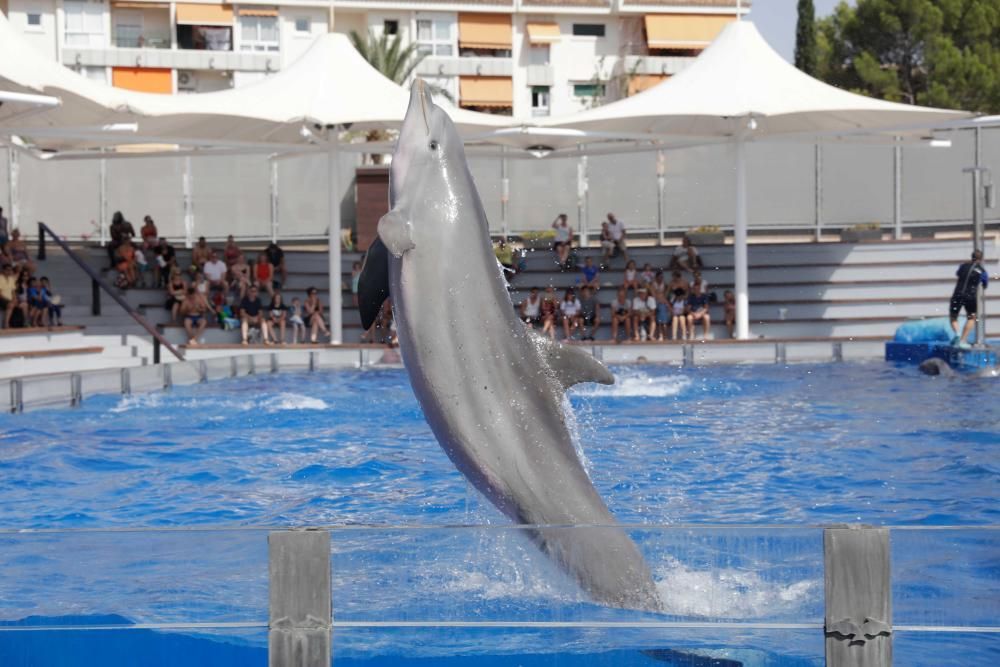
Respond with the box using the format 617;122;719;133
112;67;172;94
628;74;668;96
175;3;233;25
458;13;512;50
526;23;560;44
111;2;169;8
459;76;513;108
237;6;277;17
644;14;734;50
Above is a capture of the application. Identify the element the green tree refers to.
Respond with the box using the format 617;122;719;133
815;0;1000;113
795;0;818;75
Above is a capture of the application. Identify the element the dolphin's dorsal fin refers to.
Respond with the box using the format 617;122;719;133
378;209;415;258
532;331;615;389
357;236;390;331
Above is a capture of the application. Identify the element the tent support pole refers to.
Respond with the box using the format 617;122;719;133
270;157;279;243
328;141;343;345
813;144;822;242
182;155;194;248
577;147;589;247
7;146;18;233
500;146;509;239
734;138;750;340
99;156;108;246
656;149;665;246
893;139;902;240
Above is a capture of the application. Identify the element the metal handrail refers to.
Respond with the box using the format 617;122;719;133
35;222;185;362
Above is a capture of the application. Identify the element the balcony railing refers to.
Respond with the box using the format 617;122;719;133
112;32;171;49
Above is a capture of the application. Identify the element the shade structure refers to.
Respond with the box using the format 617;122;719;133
534;20;973;340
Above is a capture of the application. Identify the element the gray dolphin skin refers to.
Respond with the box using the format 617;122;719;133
358;81;662;612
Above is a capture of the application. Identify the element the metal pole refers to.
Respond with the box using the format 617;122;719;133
893;140;902;240
656;149;666;246
328;137;343;344
577;148;589;247
99;155;108;246
734;138;750;340
269;157;279;243
814;144;823;242
183;155;194;249
7;146;18;232
966;126;988;348
500;146;509;239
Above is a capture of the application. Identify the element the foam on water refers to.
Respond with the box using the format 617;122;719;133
110;391;327;414
573;369;693;398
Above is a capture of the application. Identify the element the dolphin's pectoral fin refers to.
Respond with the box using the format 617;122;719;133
378;209;415;258
532;331;615;389
358;236;391;331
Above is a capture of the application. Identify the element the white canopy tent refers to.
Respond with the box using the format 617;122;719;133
0;12;508;343
526;20;972;339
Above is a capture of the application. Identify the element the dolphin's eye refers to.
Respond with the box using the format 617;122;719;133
429;140;439;151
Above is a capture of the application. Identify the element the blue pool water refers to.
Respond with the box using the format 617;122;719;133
0;362;997;665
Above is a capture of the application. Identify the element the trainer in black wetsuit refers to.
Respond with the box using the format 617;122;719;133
949;250;989;346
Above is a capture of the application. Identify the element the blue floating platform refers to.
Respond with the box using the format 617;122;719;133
884;317;999;372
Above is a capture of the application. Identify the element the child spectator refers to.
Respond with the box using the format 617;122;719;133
640;263;656;286
686;282;712;340
609;287;631;342
351;261;362;307
116;241;137;288
623;260;639;293
651;272;670;341
631;287;656;341
670;288;688;340
255;252;275;297
579;286;600;341
520;287;541;328
540;287;558;340
723;290;736;338
267;291;287;344
40;277;63;326
551;213;573;269
288;297;306;343
134;245;151;287
578;256;601;291
560;288;582;340
27;277;46;327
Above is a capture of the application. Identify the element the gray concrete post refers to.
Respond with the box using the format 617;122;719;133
824;526;892;667
269;530;331;667
682;344;695;367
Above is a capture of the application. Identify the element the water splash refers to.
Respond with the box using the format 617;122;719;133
574;369;692;398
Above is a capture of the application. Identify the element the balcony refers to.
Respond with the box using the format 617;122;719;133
415;56;513;78
112;31;171;49
622;54;696;77
62;47;275;73
526;64;554;87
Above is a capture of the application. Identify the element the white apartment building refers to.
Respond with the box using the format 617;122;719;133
1;0;746;117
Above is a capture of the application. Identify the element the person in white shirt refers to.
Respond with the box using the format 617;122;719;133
551;213;573;269
520;287;542;327
670;236;703;274
560;288;583;339
203;251;228;291
606;213;628;263
631;287;656;341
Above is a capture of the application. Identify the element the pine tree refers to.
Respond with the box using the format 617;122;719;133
795;0;817;75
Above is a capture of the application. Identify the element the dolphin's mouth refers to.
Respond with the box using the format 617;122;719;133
416;79;430;136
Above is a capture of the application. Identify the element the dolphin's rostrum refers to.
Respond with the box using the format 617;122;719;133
358;81;662;612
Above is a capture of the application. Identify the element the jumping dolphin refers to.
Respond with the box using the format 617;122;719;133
358;82;662;612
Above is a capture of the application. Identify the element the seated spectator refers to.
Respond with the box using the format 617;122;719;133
115;241;137;289
686;282;712;340
134;244;152;288
26;277;46;327
623;260;640;293
0;206;8;253
8;229;35;276
12;269;30;327
692;269;709;295
255;252;275;297
303;286;331;343
157;238;178;285
192;271;210;299
364;298;396;346
579;286;600;341
351;261;362;307
578;256;601;291
179;287;210;346
288;297;306;344
140;215;158;249
651;273;670;341
223;234;242;268
240;285;270;345
0;264;16;328
230;254;252;300
640;263;656;286
723;290;737;338
494;238;517;278
520;287;541;328
203;251;228;292
631;287;656;341
540;287;558;340
667;270;689;299
609;287;631;343
599;222;614;267
191;236;212;274
670;288;688;340
670;237;703;274
165;268;188;322
551;213;573;269
107;211;135;269
265;240;286;287
267;291;287;344
40;277;63;327
560;288;582;340
606;213;628;264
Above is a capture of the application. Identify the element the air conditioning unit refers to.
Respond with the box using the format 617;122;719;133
177;70;195;91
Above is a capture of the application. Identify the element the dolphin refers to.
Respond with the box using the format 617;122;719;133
358;82;662;612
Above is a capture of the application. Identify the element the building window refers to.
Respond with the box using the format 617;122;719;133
26;13;42;27
531;86;550;117
572;23;605;37
294;17;310;33
416;14;455;56
240;16;279;51
573;83;605;98
383;20;398;36
177;25;232;51
64;0;105;47
528;45;549;66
